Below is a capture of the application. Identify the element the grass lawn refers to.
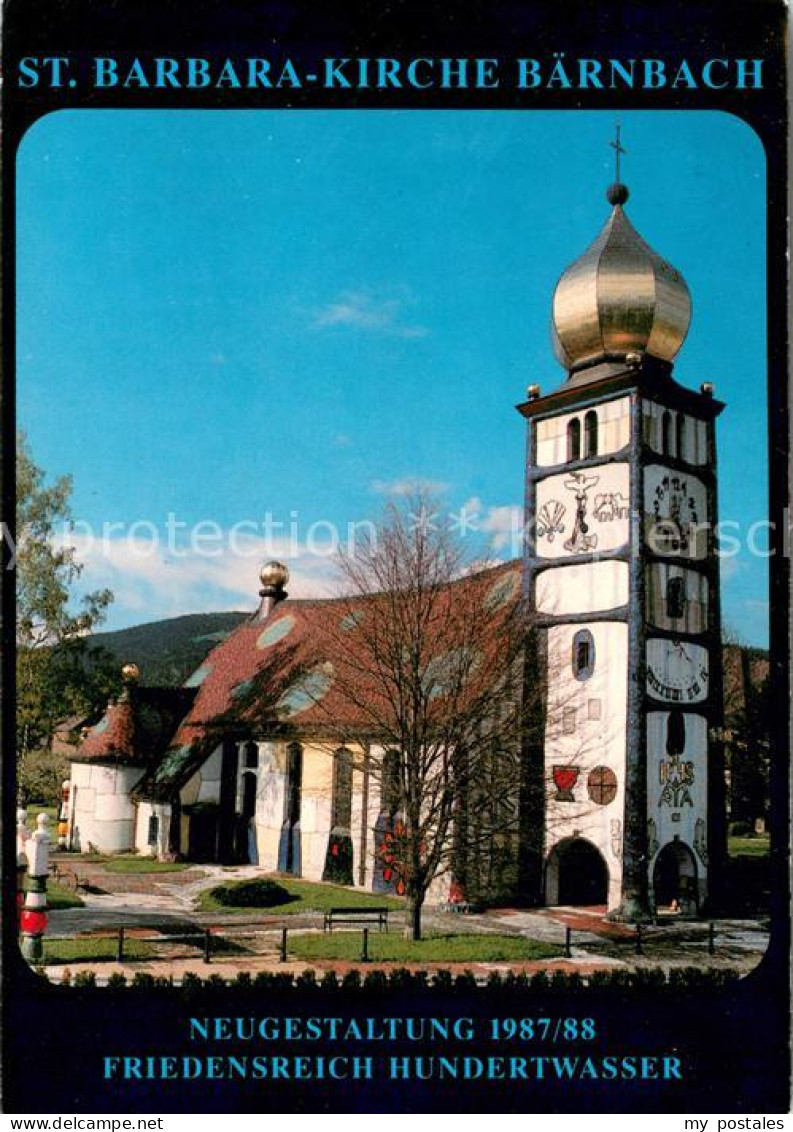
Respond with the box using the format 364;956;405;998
198;875;405;916
724;836;770;916
101;855;191;874
24;803;59;826
287;931;561;963
41;937;156;964
47;882;85;910
728;835;770;858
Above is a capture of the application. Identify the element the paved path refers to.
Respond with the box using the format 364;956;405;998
45;857;770;974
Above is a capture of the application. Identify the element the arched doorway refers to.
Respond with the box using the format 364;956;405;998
546;838;609;906
653;840;698;913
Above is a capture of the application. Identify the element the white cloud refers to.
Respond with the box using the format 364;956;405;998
313;289;428;339
479;504;524;551
369;477;449;497
68;529;343;629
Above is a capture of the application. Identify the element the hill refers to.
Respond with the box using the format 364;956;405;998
92;611;249;686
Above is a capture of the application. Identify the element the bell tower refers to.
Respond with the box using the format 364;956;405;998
519;151;725;920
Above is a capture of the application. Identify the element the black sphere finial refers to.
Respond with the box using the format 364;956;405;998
606;182;630;206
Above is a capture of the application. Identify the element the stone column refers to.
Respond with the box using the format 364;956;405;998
20;813;51;962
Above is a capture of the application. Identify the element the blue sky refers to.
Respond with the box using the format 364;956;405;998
17;109;769;643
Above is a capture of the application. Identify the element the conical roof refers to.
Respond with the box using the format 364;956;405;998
551;183;691;373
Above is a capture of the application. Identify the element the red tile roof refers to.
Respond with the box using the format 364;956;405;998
73;688;196;767
75;698;136;763
134;561;524;799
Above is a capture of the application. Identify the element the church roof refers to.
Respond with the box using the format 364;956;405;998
551;183;691;374
133;560;524;801
73;687;196;767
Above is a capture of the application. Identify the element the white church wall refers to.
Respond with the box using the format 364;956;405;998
178;743;223;808
643;464;709;560
543;620;628;911
299;743;335;881
642;403;708;465
195;746;222;804
535;560;629;615
135;801;154;855
646;563;709;635
254;740;287;872
535;396;631;467
134;800;172;857
536;463;630;558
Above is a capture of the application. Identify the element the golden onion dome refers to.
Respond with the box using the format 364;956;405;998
259;560;290;589
551;183;691;373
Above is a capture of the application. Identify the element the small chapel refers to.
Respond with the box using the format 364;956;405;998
65;162;725;920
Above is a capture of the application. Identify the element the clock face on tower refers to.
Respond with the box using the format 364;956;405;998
646;638;709;704
644;465;709;559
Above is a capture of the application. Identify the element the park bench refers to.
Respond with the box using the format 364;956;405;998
323;906;389;933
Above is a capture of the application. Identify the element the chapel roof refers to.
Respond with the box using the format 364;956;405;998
73;686;197;767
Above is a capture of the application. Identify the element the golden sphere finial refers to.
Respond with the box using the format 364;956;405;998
121;662;140;684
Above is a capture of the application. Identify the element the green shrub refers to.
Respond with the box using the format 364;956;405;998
729;820;753;837
208;878;296;909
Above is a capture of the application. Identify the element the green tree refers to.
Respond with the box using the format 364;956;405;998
16;434;115;791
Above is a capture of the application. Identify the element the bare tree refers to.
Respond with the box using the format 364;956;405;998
720;624;770;829
320;492;528;940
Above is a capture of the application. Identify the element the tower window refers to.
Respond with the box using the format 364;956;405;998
567;418;581;462
244;740;259;769
584;411;598;458
661;411;672;456
666;575;687;620
572;628;595;680
563;707;577;735
666;710;686;756
676;414;687;461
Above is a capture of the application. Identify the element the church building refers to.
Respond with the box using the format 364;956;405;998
66;166;725;920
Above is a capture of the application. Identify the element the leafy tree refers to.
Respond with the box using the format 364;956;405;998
15;434;115;787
